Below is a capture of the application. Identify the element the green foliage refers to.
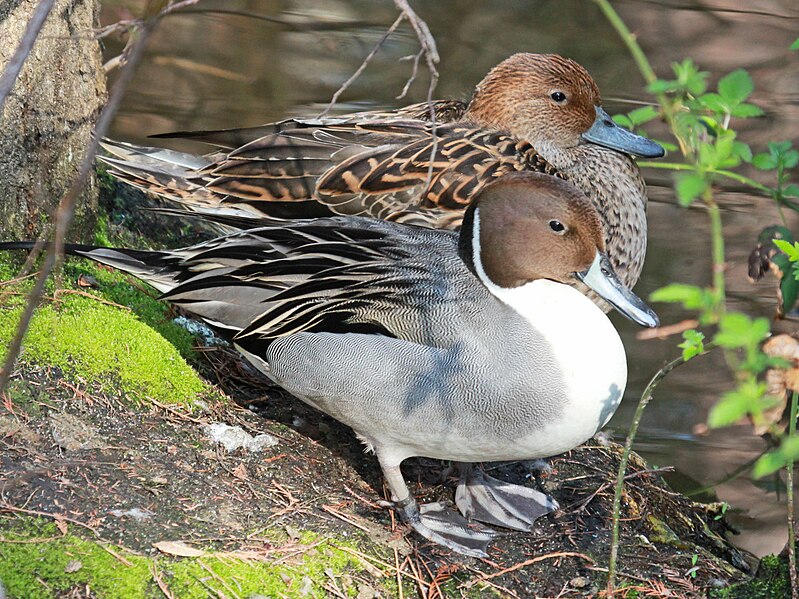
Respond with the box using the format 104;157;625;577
707;380;768;429
753;141;799;209
695;70;763;119
773;238;799;264
753;434;799;478
714;314;769;360
648;58;708;96
650;283;718;324
688;553;699;579
791;38;799;51
678;330;705;361
613;105;659;131
674;172;707;206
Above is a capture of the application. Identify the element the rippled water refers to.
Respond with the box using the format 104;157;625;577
102;0;799;557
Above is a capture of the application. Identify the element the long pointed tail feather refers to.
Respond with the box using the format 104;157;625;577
0;241;178;294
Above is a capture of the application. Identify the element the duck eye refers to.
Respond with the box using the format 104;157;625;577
549;220;567;234
550;91;567;103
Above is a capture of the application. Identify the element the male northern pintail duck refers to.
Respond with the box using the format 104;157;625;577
101;53;664;291
1;172;659;556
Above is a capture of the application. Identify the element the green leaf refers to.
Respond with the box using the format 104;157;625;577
627;105;659;126
612;114;633;128
769;141;793;154
774;239;799;261
732;141;753;163
731;103;764;118
753;435;799;478
752;152;778;170
714;313;770;349
698;142;718;169
784;184;799;199
674;172;708;206
718;69;754;104
647;80;673;94
707;380;766;428
698;93;728;114
791;37;799;51
650;283;703;305
779;263;799;314
657;140;679;153
784;149;799;169
753;451;788;478
678;329;705;361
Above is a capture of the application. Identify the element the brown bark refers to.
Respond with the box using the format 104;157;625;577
0;0;106;241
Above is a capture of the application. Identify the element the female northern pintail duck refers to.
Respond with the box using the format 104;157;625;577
2;172;659;557
101;53;664;291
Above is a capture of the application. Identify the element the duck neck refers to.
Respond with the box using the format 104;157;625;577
466;208;628;429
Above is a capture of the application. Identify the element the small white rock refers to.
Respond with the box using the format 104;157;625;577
109;508;154;521
173;316;228;346
205;423;278;453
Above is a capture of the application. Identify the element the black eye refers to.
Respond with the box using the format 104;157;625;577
549;220;566;234
550;91;567;103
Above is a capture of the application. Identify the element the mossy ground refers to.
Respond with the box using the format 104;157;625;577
0;518;386;599
0;184;772;597
0;255;205;406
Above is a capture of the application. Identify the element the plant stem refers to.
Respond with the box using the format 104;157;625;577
591;0;656;85
591;0;676;127
638;161;774;195
606;353;687;596
704;188;726;316
788;390;798;599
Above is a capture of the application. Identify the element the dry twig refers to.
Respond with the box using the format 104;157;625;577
462;551;594;589
317;13;405;118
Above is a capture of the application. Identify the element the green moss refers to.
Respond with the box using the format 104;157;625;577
0;518;395;598
61;259;197;360
710;554;791;599
0;289;206;406
0;520;151;598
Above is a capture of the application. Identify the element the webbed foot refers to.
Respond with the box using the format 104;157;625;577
455;465;558;531
396;497;497;558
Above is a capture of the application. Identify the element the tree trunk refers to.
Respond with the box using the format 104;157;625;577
0;0;106;241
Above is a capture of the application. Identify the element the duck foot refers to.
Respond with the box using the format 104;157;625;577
397;498;498;558
455;465;558;531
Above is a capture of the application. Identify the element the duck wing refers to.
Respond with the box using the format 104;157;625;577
102;104;562;229
4;219;470;348
146;100;469;148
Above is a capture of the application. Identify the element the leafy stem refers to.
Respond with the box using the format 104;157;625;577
638;161;773;195
590;0;677;128
706;188;726;316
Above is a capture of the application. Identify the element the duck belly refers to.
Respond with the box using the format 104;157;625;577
261;282;627;465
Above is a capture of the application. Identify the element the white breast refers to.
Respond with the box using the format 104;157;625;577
471;212;628;456
487;279;628;456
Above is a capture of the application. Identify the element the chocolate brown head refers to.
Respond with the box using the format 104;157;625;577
467;54;601;150
460;171;604;288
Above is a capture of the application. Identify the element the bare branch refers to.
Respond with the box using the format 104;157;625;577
317;13;405;118
392;0;439;198
392;0;439;65
395;50;423;100
0;0;58;112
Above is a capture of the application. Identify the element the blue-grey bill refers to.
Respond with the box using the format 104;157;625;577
582;106;665;158
577;253;659;328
